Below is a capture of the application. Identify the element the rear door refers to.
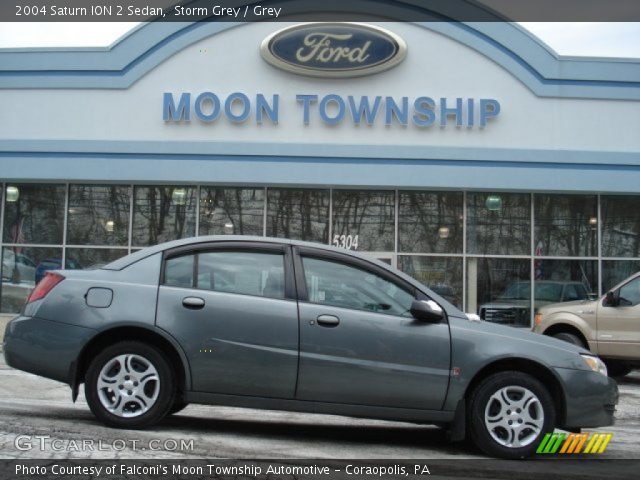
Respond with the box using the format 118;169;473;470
597;275;640;359
293;247;451;410
156;242;299;398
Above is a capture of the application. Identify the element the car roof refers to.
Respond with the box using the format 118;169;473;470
104;235;376;270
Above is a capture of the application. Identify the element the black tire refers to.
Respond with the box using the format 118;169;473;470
169;400;189;415
552;332;585;348
468;371;556;459
84;341;176;429
604;360;632;378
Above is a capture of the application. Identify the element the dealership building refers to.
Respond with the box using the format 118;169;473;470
0;18;639;325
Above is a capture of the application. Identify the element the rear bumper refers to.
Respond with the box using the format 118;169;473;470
554;366;618;429
3;315;95;384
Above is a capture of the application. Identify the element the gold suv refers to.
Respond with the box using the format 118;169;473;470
534;272;640;377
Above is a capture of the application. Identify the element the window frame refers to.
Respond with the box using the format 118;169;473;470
161;241;296;300
293;246;435;316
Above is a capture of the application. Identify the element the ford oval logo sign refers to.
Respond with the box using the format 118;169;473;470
260;23;407;78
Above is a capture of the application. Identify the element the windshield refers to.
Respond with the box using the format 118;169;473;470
498;282;565;302
498;282;532;300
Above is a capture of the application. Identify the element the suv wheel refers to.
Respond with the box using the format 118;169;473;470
468;371;556;459
552;332;585;348
85;341;176;428
604;360;632;378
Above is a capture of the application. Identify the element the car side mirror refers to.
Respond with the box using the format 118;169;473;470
410;299;444;323
603;291;619;307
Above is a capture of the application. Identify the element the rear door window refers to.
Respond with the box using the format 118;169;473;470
197;251;285;299
164;250;286;299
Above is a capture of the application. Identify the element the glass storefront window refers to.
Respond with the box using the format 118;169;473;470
468;258;531;327
266;189;329;243
3;184;65;245
199;187;264;236
399;255;463;309
1;246;62;313
67;185;130;246
601;195;640;258
602;260;640;293
2;183;640;318
534;194;597;257
65;248;129;270
332;190;395;252
398;192;463;254
533;259;597;312
467;193;530;255
132;186;197;246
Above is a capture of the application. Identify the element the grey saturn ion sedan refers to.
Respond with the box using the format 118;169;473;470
3;236;617;459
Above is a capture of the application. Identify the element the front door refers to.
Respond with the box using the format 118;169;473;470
156;243;299;398
597;275;640;359
294;247;451;410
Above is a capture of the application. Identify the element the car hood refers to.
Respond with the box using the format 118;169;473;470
480;299;560;309
449;313;592;370
480;300;530;309
538;299;598;314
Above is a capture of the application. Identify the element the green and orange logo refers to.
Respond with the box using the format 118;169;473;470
536;432;613;454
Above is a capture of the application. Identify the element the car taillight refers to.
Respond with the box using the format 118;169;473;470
27;272;64;304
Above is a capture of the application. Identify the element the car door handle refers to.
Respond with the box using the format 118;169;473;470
182;297;205;309
316;315;340;327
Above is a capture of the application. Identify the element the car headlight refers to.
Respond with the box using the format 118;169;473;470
581;354;608;376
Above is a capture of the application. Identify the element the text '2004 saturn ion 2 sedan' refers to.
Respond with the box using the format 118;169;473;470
3;237;617;459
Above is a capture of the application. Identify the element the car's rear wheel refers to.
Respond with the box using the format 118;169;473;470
552;332;585;348
468;371;556;459
85;341;176;428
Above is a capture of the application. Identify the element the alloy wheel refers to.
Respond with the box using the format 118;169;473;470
96;353;160;418
484;385;545;448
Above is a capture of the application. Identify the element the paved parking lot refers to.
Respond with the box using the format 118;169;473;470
0;354;638;460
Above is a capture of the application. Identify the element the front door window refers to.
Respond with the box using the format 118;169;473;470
302;256;413;316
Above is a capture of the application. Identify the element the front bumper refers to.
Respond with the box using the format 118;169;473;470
554;366;618;429
3;315;95;384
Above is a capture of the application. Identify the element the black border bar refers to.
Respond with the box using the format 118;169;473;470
3;0;640;22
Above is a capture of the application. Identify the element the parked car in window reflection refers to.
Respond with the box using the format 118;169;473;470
35;258;81;284
428;283;458;306
1;250;36;284
479;281;591;326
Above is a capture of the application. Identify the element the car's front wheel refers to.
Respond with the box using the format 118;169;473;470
85;341;176;428
468;371;556;459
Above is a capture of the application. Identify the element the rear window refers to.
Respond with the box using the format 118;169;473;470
164;255;194;288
